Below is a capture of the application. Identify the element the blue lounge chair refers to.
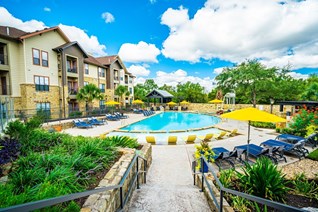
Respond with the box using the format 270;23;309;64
261;139;308;159
73;120;93;128
88;117;105;125
276;133;317;147
106;114;119;121
212;147;246;170
115;112;128;119
234;144;278;163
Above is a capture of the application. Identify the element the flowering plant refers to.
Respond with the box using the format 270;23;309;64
194;140;215;170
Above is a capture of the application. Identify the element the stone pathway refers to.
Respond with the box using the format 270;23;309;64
125;145;211;212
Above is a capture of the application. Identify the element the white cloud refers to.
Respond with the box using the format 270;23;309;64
44;7;51;12
154;69;216;92
161;0;318;69
0;7;46;32
127;65;151;77
59;24;107;56
288;72;309;80
213;67;225;74
101;12;115;23
0;7;108;57
119;41;161;63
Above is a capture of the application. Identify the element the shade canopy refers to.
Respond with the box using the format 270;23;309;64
209;99;223;104
180;100;190;105
220;107;286;123
132;99;144;104
167;101;177;105
105;100;120;105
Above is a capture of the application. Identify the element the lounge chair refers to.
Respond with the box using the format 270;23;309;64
212;147;235;170
276;133;317;147
234;144;278;163
73;120;93;128
183;135;197;144
226;129;238;137
260;139;308;159
88;117;105;125
198;133;214;142
146;136;156;144
215;131;227;139
106;114;119;121
167;136;177;145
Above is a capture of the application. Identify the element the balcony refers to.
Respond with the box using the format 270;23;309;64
35;85;49;92
125;80;128;84
68;88;78;99
67;68;77;73
114;76;119;81
100;89;105;93
0;54;8;65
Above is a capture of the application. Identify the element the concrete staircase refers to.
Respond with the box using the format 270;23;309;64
125;145;211;211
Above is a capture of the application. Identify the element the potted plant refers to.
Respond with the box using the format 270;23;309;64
194;140;215;173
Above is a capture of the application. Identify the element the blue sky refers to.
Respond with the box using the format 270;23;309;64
1;0;317;91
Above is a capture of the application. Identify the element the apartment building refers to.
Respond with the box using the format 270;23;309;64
0;25;134;120
96;55;135;106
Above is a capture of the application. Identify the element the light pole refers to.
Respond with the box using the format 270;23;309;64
270;98;275;114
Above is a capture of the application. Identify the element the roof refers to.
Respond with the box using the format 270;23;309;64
96;55;118;65
0;26;27;40
276;101;318;106
53;41;88;58
19;26;70;42
146;89;174;98
84;55;106;67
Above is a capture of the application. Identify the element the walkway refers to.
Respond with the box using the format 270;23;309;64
125;145;211;212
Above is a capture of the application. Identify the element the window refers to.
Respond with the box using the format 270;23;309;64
129;87;132;94
36;102;51;118
84;81;89;86
99;68;105;77
99;83;105;93
35;76;49;91
99;100;105;109
32;49;40;65
84;63;89;75
41;51;48;67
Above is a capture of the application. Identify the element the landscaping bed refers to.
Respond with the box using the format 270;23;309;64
0;117;140;211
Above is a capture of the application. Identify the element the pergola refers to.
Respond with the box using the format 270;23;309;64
276;100;318;115
145;89;173;105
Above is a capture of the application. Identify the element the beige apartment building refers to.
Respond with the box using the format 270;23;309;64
0;25;134;121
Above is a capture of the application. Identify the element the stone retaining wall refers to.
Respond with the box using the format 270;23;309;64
81;143;152;212
195;174;234;212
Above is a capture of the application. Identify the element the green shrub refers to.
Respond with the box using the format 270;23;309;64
103;136;140;149
307;149;318;161
69;111;82;118
292;173;318;199
250;121;276;129
289;108;318;137
219;169;237;189
4;120;26;140
236;157;288;202
231;196;253;212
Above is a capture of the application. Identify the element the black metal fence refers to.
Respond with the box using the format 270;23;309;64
193;157;305;212
0;154;147;212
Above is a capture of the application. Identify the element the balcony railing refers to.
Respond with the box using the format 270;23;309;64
35;85;49;91
129;80;133;84
114;76;119;81
100;89;105;93
67;68;77;73
0;54;8;65
68;88;78;95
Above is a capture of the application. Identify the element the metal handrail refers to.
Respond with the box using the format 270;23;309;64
0;154;147;212
193;157;305;212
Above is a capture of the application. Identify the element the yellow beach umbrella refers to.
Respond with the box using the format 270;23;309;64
221;107;286;160
180;100;190;105
132;99;144;104
209;99;223;104
105;100;120;105
167;101;177;105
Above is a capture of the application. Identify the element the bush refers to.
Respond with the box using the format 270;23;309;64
236;157;288;202
69;111;82;118
292;173;318;199
103;136;140;149
307;149;318;161
0;138;20;166
289;108;318;137
250;121;276;129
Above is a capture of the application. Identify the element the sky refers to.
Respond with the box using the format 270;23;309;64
0;0;318;92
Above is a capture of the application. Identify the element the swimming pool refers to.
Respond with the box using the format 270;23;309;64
121;112;220;132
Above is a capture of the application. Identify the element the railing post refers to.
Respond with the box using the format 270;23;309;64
220;190;224;212
193;161;196;186
120;187;123;209
144;160;147;184
136;157;140;189
201;157;204;192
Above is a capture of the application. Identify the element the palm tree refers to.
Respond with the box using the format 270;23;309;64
115;85;129;105
76;84;104;113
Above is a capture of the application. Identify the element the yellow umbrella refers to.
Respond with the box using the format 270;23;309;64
180;100;190;105
132;99;144;104
221;107;286;160
167;101;177;105
209;99;223;103
105;100;120;105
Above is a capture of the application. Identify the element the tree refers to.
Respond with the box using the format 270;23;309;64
134;84;148;101
216;60;286;107
302;74;318;101
144;79;158;93
177;81;208;103
76;84;104;111
115;85;129;105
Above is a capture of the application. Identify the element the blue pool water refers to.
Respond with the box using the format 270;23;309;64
121;112;220;131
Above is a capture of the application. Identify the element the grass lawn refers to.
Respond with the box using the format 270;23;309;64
307;149;318;161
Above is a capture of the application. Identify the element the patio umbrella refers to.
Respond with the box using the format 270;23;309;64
167;101;177;105
208;99;223;104
132;99;144;104
220;107;286;160
105;100;120;114
180;100;190;105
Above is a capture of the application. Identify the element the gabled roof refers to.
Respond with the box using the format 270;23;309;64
84;55;106;67
146;89;174;98
0;26;27;40
53;41;88;58
19;26;70;42
96;55;118;65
